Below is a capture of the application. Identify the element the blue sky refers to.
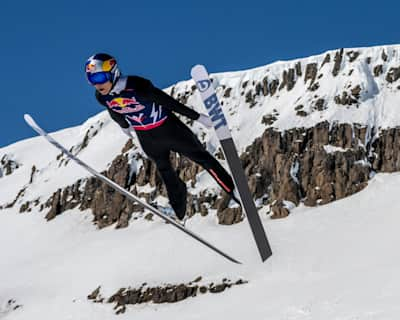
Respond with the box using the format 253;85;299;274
1;0;399;147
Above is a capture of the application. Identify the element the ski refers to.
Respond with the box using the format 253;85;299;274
23;114;241;264
191;65;273;262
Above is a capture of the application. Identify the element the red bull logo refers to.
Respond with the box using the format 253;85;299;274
107;97;137;108
106;97;145;114
86;63;96;73
127;114;145;123
102;59;115;72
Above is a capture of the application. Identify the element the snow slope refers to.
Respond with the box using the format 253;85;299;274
1;44;400;319
1;171;400;319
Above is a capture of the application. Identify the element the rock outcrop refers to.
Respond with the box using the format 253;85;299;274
30;119;400;226
0;154;20;177
241;121;374;216
88;278;247;315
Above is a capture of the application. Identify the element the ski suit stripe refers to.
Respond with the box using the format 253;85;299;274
209;169;232;193
132;117;167;130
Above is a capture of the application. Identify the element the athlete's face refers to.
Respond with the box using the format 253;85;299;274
95;81;113;95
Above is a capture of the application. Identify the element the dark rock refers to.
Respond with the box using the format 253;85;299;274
295;62;302;76
279;68;296;91
19;202;30;213
81;130;91;151
215;147;225;160
45;189;63;220
235;279;248;285
332;48;344;76
347;50;360;62
214;193;231;211
245;90;257;108
199;286;208;294
351;85;362;99
97;277;247;313
269;79;279;96
334;89;359;106
240;121;371;212
177;92;189;105
255;82;262;96
209;283;229;293
19;199;37;213
88;286;101;300
262;114;278;125
372;127;400;172
3;299;22;313
1;155;19;176
309;82;320;91
386;66;400;83
217;207;243;225
296;110;308;117
223;87;232;98
170;86;175;97
373;65;383;77
304;63;318;84
29;165;37;184
262;76;269;96
121;139;134;153
270;200;290;219
382;50;388;62
314;98;326;111
321;53;331;67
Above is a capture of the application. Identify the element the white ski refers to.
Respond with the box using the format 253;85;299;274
191;65;272;262
24;114;241;264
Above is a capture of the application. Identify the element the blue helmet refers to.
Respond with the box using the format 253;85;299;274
85;53;121;85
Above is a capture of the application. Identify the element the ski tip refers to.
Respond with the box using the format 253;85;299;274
24;114;46;136
191;64;207;77
23;114;35;127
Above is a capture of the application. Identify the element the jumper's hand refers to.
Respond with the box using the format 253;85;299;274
197;113;213;129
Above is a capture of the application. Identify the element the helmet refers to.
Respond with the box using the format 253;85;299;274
85;53;121;85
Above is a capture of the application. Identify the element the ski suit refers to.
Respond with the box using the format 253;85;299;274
95;75;235;217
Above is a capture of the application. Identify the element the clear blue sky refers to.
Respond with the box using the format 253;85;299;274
1;0;398;147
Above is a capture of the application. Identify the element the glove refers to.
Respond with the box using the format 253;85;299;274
197;113;213;129
121;127;133;139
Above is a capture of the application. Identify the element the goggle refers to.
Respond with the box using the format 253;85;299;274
87;72;112;85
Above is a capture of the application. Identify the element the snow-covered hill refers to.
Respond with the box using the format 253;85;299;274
1;44;400;319
171;44;400;149
2;167;400;319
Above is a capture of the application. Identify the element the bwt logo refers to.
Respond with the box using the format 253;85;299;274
203;94;227;130
197;79;211;92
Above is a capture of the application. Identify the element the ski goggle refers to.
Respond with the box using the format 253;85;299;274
87;71;112;85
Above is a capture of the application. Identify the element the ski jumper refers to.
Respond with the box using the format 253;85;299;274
95;76;235;214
